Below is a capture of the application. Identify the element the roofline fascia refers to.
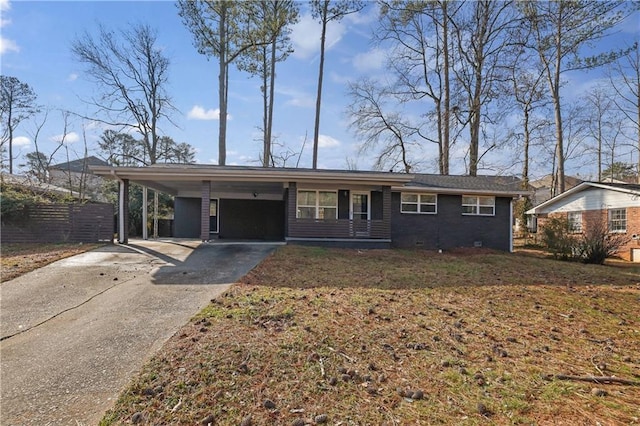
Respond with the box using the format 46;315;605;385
392;185;530;197
90;166;415;186
527;181;640;214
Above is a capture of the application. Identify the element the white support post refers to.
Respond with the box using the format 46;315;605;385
142;186;148;240
118;180;126;244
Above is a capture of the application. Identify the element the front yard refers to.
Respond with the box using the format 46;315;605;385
101;246;640;425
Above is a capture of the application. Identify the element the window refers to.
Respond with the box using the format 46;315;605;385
462;195;495;216
608;208;627;233
401;193;437;214
297;190;337;219
567;211;582;233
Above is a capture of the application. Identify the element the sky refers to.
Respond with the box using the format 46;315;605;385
1;0;639;179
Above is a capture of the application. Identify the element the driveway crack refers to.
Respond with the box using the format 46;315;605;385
0;274;139;342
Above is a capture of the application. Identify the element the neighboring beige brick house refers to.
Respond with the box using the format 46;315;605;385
527;182;640;261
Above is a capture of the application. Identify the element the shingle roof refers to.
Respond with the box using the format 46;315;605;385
405;174;527;194
50;156;109;173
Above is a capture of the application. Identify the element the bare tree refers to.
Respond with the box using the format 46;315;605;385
375;0;462;174
450;0;519;176
73;23;177;237
519;0;630;194
506;41;550;187
583;86;616;181
609;43;640;183
310;0;364;169
346;78;417;173
178;0;272;166
72;23;175;166
238;0;299;167
0;75;39;174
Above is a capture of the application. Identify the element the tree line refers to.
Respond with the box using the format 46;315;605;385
1;1;639;198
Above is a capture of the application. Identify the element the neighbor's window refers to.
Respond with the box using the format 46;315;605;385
608;208;627;233
401;193;437;214
462;195;495;216
297;190;337;219
567;211;582;233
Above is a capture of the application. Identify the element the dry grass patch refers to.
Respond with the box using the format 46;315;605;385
0;243;103;282
102;246;640;425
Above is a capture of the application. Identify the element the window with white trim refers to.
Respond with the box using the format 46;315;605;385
608;208;627;233
462;195;495;216
567;211;582;233
297;190;337;219
401;193;437;214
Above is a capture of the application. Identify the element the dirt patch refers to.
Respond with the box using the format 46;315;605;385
1;243;103;282
101;246;640;425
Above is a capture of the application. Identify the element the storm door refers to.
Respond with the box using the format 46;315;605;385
350;192;370;236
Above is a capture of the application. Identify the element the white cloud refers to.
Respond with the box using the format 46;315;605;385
67;73;78;82
0;0;10;11
12;136;30;147
279;86;315;108
0;37;19;54
318;134;341;148
0;17;10;28
346;4;380;25
353;47;387;73
290;13;347;60
187;105;232;121
50;132;80;144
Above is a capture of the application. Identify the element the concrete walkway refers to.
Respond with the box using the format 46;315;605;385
0;239;279;425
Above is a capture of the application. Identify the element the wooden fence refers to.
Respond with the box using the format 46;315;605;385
1;203;114;243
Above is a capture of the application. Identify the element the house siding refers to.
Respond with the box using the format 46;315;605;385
535;187;640;213
390;193;511;251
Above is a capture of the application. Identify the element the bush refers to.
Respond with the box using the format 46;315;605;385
0;180;74;224
540;216;576;260
575;220;629;265
540;215;629;264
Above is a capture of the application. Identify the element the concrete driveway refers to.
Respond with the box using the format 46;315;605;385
0;239;280;426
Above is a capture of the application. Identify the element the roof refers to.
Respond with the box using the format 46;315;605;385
527;181;640;214
90;164;528;197
1;173;85;198
530;174;582;189
401;174;527;196
50;156;109;173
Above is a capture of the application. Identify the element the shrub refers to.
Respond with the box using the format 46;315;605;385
540;216;577;260
575;220;629;265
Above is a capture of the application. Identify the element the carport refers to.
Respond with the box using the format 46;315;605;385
91;164;414;246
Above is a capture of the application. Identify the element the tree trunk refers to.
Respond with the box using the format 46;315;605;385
218;5;228;166
312;2;328;170
267;37;277;167
523;104;530;186
442;0;450;175
262;45;269;167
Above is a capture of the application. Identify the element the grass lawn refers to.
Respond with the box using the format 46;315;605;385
0;242;103;282
101;246;640;425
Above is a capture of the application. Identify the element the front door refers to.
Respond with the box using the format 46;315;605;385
351;192;370;236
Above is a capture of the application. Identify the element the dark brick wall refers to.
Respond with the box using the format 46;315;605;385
174;197;201;238
390;193;512;251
